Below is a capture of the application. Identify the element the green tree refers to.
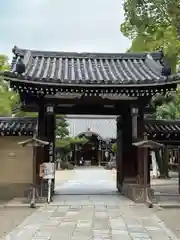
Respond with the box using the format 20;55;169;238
121;0;180;71
147;90;180;120
55;116;88;161
56;116;69;139
121;0;180;38
156;102;180;120
112;143;117;153
0;55;19;116
121;1;180;120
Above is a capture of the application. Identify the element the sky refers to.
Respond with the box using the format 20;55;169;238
68;117;116;138
0;0;131;138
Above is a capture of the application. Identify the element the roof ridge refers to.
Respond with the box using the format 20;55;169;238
12;45;163;60
145;119;180;124
0;116;37;121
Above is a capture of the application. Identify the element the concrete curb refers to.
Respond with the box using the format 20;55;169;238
157;203;180;209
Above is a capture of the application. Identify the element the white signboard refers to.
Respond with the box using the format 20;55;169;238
43;163;55;179
105;151;109;158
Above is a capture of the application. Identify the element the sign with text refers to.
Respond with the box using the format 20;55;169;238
42;162;55;179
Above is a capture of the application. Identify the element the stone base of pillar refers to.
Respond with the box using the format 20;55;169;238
117;178;137;193
123;177;137;184
121;183;154;203
117;182;122;192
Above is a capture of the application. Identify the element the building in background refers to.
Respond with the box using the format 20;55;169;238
67;116;116;166
67;116;116;138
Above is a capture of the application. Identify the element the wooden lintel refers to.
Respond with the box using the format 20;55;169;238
45;92;83;99
101;94;138;100
21;102;154;114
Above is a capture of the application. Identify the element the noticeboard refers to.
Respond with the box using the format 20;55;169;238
39;162;55;179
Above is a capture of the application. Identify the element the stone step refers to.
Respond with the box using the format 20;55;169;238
22;197;47;204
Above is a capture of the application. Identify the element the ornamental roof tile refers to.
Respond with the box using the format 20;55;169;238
2;46;179;87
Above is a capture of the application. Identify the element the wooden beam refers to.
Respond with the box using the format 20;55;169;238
21;102;153;114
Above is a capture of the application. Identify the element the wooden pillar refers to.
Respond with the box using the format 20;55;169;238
136;108;151;185
36;103;46;186
137;108;144;184
132;108;138;139
162;145;169;178
44;104;56;161
116;107;138;192
137;108;144;139
121;107;137;182
132;108;139;183
36;103;56;196
116;116;122;192
178;147;180;194
44;104;56;193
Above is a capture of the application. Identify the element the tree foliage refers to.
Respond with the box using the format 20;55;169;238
121;0;180;71
56;116;69;139
151;90;180;120
55;116;87;153
121;0;180;120
55;116;87;152
0;55;19;116
112;143;117;153
121;0;180;38
56;136;87;149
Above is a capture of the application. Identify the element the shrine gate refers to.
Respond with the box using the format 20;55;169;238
1;46;180;201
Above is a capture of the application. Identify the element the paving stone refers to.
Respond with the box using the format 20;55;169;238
2;168;179;240
130;232;151;238
145;226;162;231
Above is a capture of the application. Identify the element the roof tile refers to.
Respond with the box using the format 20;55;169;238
144;119;180;136
0;117;36;136
0;117;180;141
4;46;175;86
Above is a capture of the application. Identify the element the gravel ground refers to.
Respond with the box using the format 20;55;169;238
155;208;180;238
0;207;36;238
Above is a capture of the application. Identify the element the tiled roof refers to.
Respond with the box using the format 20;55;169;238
145;119;180;137
1;117;180;141
3;46;178;87
0;117;36;136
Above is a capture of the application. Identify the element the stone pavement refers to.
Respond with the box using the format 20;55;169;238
55;167;117;195
2;167;179;240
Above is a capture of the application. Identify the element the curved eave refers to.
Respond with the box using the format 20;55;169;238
77;131;104;141
2;75;180;88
